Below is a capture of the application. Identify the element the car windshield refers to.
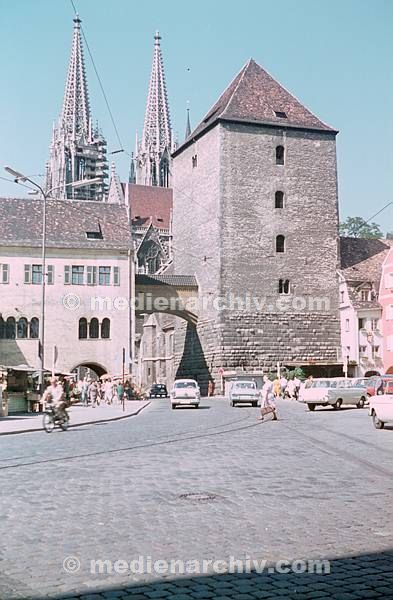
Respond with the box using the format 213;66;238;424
234;382;256;389
174;381;196;389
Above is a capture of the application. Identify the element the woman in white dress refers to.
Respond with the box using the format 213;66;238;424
259;375;278;421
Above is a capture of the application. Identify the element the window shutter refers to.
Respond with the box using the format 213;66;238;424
47;265;54;285
64;265;71;285
2;264;9;284
24;264;31;284
113;266;120;286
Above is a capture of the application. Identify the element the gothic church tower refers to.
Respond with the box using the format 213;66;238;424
46;16;108;201
133;32;173;188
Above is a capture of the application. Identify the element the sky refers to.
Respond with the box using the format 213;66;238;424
1;0;392;230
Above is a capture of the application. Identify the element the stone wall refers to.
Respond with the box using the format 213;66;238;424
173;121;341;385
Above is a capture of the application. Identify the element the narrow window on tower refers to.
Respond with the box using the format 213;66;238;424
275;191;284;208
192;155;198;168
276;235;285;253
278;279;290;294
276;145;285;165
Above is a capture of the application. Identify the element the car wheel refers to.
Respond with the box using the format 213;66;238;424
307;404;316;411
171;404;176;410
333;399;342;410
372;411;384;429
230;400;235;407
357;397;365;409
252;401;258;408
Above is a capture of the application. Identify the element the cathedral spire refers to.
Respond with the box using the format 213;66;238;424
46;15;108;201
135;31;172;187
61;15;91;140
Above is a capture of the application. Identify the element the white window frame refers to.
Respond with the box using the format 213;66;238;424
0;264;9;284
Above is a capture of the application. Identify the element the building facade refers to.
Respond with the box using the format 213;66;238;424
0;198;133;377
173;59;342;391
339;238;390;377
379;246;393;374
46;15;108;201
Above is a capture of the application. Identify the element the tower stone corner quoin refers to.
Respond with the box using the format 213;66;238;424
172;57;341;388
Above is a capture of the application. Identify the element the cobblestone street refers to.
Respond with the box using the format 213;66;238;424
1;398;392;599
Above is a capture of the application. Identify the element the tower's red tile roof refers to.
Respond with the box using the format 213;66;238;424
175;58;336;154
123;184;173;229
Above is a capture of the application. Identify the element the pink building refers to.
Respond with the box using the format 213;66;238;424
379;247;393;374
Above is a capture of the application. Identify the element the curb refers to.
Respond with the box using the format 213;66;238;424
0;401;151;436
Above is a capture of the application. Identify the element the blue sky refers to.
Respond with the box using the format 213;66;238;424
1;0;392;230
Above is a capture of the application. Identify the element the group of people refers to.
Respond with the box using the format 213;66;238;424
271;374;304;400
77;377;134;408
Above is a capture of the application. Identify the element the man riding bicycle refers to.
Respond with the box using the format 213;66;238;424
42;377;68;420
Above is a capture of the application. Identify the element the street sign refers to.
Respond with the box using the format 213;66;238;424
218;367;224;376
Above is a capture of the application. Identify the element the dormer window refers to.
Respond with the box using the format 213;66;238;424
360;290;370;302
86;231;103;240
274;111;287;119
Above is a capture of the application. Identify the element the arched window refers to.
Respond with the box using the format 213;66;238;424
30;317;39;339
101;318;110;339
275;191;284;208
17;317;28;339
89;318;99;339
276;235;285;253
5;317;16;339
276;145;284;165
79;318;88;339
0;317;5;340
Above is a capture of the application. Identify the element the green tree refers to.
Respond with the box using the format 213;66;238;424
339;217;382;239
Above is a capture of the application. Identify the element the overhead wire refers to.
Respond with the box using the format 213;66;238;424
69;0;124;152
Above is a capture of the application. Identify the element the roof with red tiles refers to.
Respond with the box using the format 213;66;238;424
123;184;172;230
175;58;336;155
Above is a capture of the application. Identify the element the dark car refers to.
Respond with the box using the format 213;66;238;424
149;384;168;398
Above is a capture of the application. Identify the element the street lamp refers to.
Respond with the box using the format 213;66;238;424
4;166;101;393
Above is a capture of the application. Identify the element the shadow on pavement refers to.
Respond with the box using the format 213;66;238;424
26;549;393;600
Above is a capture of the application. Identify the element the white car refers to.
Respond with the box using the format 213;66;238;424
299;378;367;411
369;380;393;429
170;379;200;409
229;380;260;407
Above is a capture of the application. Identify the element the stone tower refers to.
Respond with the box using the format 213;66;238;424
172;59;341;389
133;32;173;187
46;15;108;201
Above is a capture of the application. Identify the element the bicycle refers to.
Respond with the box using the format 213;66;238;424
42;404;70;433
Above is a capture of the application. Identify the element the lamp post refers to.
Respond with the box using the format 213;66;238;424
4;166;101;393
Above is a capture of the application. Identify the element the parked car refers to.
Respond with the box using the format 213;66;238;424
299;378;367;411
149;383;168;398
364;375;393;397
229;380;260;407
170;379;200;409
369;380;393;429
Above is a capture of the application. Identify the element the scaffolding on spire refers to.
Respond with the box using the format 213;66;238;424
46;15;108;201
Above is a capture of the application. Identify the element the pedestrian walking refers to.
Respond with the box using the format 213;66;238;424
258;375;278;421
208;380;215;397
116;381;124;405
273;377;281;399
280;375;287;397
104;379;113;405
88;380;99;408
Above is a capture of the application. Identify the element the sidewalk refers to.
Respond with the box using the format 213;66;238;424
0;400;150;436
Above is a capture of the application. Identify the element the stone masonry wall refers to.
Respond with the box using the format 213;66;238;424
173;122;341;385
